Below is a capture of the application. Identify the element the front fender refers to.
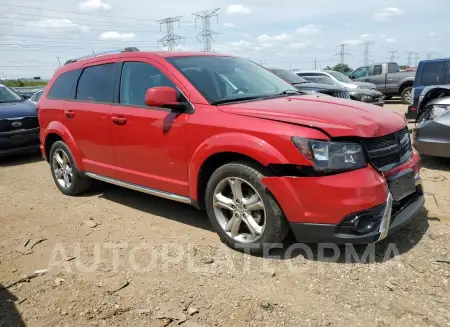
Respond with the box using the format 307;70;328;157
43;121;84;170
188;133;290;200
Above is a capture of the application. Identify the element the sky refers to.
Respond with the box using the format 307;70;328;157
0;0;449;79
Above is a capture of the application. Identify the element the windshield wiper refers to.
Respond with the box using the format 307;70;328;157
278;89;301;95
211;95;267;105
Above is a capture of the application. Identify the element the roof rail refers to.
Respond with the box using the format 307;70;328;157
64;47;140;65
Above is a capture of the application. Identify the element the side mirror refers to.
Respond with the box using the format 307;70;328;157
145;87;179;108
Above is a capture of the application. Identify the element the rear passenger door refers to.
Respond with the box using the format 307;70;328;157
64;61;118;175
369;64;386;93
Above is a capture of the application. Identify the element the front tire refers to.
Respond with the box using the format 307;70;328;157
49;141;91;195
401;87;412;105
205;162;289;254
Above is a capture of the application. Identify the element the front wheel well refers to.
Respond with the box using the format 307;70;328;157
399;81;413;93
196;152;267;210
44;133;63;162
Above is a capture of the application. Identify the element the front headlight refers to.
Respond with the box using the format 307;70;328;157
361;95;374;102
291;137;367;172
431;105;450;119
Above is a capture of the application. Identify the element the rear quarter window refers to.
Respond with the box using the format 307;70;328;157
76;63;117;103
420;61;449;86
47;69;82;99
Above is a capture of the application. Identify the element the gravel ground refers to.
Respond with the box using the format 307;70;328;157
1;102;449;327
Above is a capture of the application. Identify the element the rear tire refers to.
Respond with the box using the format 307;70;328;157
401;87;412;105
49;141;91;196
205;162;289;254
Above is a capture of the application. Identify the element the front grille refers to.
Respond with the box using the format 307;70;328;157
331;91;349;99
0;117;39;133
360;127;412;171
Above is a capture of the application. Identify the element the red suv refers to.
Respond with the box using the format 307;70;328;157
38;48;424;253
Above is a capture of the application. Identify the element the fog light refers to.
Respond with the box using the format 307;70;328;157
351;213;376;234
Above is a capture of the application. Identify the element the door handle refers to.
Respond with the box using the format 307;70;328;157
111;116;127;125
64;110;75;118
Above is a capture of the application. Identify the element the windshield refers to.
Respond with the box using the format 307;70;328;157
0;85;23;102
270;69;307;84
166;56;298;104
326;71;354;83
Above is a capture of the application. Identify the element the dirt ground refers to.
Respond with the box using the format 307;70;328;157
1;102;450;327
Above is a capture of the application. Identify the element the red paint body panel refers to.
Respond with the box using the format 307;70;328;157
39;51;421;233
261;166;388;224
219;95;407;138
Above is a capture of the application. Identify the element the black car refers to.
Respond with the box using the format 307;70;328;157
0;84;40;156
268;68;350;99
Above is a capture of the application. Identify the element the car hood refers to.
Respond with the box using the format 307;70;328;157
218;95;405;138
351;81;377;89
0;100;37;119
293;82;345;92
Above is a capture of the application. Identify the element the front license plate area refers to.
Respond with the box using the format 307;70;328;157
388;171;416;201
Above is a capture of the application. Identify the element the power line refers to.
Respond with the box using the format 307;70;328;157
192;8;220;52
363;41;375;65
388;50;398;62
335;44;350;64
156;16;184;51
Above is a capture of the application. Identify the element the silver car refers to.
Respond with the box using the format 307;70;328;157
414;86;450;158
294;70;384;106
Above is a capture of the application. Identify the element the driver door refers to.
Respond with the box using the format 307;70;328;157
109;59;190;196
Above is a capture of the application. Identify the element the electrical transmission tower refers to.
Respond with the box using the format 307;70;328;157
157;16;184;51
406;51;415;67
335;44;350;64
363;41;375;65
388;50;398;62
192;8;220;52
414;52;420;67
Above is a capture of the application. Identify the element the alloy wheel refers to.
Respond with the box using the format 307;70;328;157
52;149;73;189
213;177;266;243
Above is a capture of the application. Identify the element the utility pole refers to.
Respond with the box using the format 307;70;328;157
388;50;398;62
157;16;184;51
335;44;350;64
57;57;60;67
314;58;317;70
192;8;219;52
363;41;374;66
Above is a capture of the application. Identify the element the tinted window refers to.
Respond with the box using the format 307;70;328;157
373;65;382;75
388;63;399;73
48;69;81;99
420;61;449;86
296;72;323;77
270;69;307;84
120;62;179;106
76;63;117;103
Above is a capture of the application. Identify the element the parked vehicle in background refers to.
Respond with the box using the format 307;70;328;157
295;70;384;106
348;62;415;104
414;85;450;158
29;89;44;104
267;68;349;99
405;58;450;120
0;84;40;156
39;48;424;254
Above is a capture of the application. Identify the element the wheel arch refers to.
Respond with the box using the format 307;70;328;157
399;80;414;93
188;133;290;209
43;122;84;169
